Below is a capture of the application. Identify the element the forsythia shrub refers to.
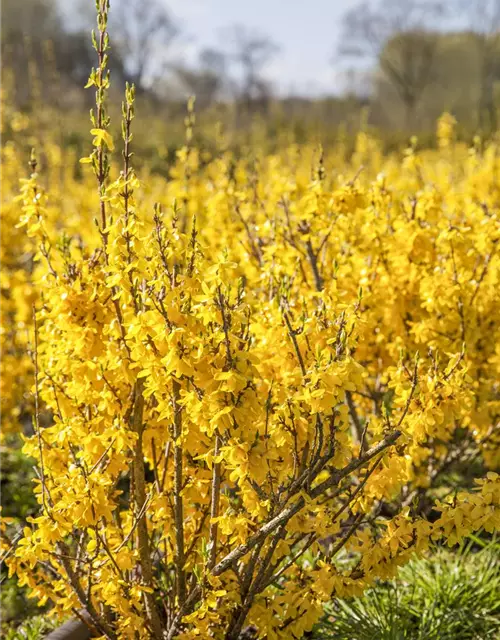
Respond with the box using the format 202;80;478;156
2;2;500;638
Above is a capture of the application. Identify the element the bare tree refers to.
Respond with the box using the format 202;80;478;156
111;0;178;92
173;48;227;108
337;0;446;128
2;0;61;38
337;67;374;100
2;0;100;108
461;0;500;131
223;24;279;111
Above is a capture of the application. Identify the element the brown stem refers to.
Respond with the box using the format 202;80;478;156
132;379;163;639
95;5;107;237
208;433;222;569
32;306;51;515
173;379;187;605
346;390;364;445
225;526;286;640
305;238;324;292
212;430;401;577
57;544;116;640
282;309;306;376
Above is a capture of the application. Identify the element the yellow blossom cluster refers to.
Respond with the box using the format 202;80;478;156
2;4;500;637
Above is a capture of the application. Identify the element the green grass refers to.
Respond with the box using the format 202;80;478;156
2;613;58;640
314;537;500;640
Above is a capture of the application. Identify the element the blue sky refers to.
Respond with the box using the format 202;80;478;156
165;0;356;96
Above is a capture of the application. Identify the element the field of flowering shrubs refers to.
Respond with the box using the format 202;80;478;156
1;2;500;639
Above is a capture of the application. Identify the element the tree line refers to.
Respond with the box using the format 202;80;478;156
2;0;500;134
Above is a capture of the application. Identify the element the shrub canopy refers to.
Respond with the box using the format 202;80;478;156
1;2;500;639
